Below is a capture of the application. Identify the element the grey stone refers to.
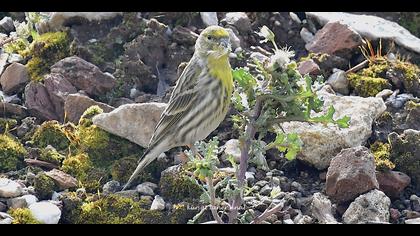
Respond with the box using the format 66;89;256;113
102;180;121;194
0;178;23;198
151;195;165;211
136;183;155;196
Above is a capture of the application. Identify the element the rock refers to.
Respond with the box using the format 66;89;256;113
114;190;139;201
375;89;394;99
311;192;339;224
28;201;61;224
405;218;420;224
141;182;158;191
224;12;251;34
150;195;165;211
223;139;241;163
7;194;38;209
0;178;23;198
0;102;28;119
24;81;59;121
410;195;420;212
306;12;420;54
326;69;349;95
102;180;121;194
282;87;386;169
259;185;272;196
50;56;116;97
43;12;122;31
44;169;78;190
306;22;362;59
0;62;30;95
300;27;315;44
297;59;321;76
389;129;420;189
0;53;8;76
0;17;14;34
283;219;294;224
225;27;241;50
171;26;198;46
136;183;155;196
16;117;36;138
0;202;6;212
376;171;411;199
44;73;77;122
64;93;114;124
404;210;420;219
200;12;218;26
0;212;12;224
326;146;378;203
92;102;167;148
389;208;401;222
342;189;390;224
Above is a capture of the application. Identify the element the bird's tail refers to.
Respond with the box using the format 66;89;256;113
122;147;161;191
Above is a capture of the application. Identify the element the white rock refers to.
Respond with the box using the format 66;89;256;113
0;178;23;198
0;53;8;75
7;194;38;209
200;12;218;26
92;103;167;148
150;195;165;211
405;218;420;224
306;12;420;54
224;12;251;33
326;69;349;95
223;139;241;162
300;27;315;44
342;189;390;224
283;219;295;224
45;12;122;31
281;87;386;169
28;201;61;224
310;192;339;224
0;212;12;224
136;183;155;196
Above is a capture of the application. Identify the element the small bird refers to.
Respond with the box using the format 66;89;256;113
123;26;233;190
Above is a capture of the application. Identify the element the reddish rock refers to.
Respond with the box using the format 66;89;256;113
0;62;29;95
45;169;78;190
326;146;379;203
376;170;411;199
389;208;401;222
44;73;77;122
297;59;321;76
24;82;58;121
50;56;116;97
306;22;363;59
64;93;114;124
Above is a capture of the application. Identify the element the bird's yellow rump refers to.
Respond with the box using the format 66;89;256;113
123;26;233;190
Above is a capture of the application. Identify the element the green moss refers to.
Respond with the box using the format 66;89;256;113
69;194;169;224
370;141;395;171
0;134;27;172
25;31;71;81
34;172;56;200
111;155;140;183
39;146;65;166
31;121;71;151
78;105;104;127
3;38;29;56
360;58;390;78
8;208;41;224
393;59;420;95
159;167;202;203
389;130;420;188
0;118;17;133
348;73;392;97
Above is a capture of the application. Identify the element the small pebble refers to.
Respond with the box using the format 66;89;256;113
151;195;165;211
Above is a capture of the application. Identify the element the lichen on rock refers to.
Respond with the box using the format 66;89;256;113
0;134;27;172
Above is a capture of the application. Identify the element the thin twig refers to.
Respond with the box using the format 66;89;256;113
345;59;369;74
250;199;286;224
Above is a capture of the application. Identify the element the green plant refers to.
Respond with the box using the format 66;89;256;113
186;26;350;224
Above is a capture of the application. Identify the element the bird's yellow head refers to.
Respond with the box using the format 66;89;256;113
195;26;231;58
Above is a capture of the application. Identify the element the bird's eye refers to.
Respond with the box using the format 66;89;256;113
207;35;213;40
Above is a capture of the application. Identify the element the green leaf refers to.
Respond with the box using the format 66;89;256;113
232;68;257;89
335;115;351;128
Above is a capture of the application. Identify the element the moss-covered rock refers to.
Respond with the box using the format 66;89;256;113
8;208;41;224
159;165;202;203
25;31;71;81
348;74;391;97
39;145;65;166
389;129;420;189
31;121;71;151
63;194;169;224
169;202;200;224
0;118;17;133
370;141;395;171
34;172;57;200
78;105;104;127
0;134;27;172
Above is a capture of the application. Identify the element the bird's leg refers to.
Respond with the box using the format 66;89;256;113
187;144;203;159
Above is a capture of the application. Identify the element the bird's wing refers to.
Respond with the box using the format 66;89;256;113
148;57;203;147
